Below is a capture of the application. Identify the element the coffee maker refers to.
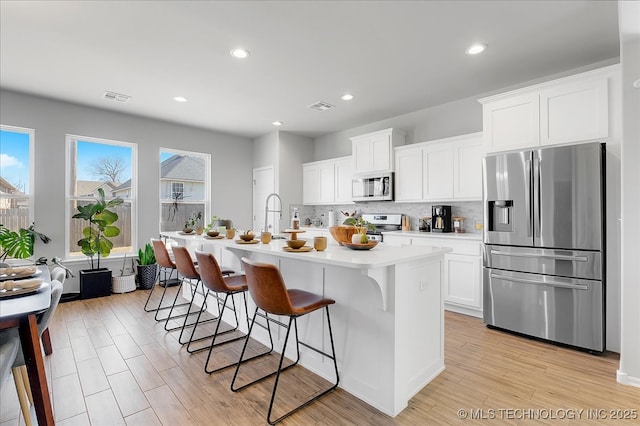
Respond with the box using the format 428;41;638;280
431;205;452;233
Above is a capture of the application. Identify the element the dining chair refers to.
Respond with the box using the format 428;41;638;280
231;257;339;425
0;337;20;393
1;279;63;426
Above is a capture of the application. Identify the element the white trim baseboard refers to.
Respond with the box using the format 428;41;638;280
617;370;640;388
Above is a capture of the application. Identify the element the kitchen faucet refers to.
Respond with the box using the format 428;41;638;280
264;193;283;233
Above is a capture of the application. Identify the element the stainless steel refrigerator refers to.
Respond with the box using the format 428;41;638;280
482;142;605;352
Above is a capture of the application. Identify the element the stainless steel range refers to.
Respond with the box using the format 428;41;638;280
361;213;403;242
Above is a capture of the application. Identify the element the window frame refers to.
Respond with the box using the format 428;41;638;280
65;134;138;260
159;148;210;233
0;125;35;226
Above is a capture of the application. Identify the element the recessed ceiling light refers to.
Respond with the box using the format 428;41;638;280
230;48;250;59
341;93;354;101
272;121;283;126
173;96;188;102
466;43;487;55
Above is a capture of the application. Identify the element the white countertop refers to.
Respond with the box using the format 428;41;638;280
382;230;482;241
162;231;450;269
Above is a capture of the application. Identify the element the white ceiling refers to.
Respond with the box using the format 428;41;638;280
0;1;620;139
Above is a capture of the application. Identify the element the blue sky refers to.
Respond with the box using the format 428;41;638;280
76;140;132;181
0;129;30;193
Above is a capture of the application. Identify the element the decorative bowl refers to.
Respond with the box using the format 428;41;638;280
343;241;378;251
286;239;307;249
206;230;220;237
182;228;194;234
328;226;359;246
239;233;255;241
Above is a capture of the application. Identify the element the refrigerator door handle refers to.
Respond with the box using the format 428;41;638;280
525;159;532;237
490;273;589;291
533;156;541;238
489;250;589;262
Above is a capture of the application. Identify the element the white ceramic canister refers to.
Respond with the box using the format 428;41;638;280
328;210;335;227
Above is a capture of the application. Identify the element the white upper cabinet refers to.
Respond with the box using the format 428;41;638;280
302;156;353;205
394;146;423;202
540;77;608;146
482;93;540;153
334;156;354;204
351;128;406;173
479;65;614;153
423;142;454;201
394;132;483;203
452;134;484;200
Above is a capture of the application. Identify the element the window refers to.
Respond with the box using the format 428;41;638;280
171;182;184;200
67;135;137;258
0;125;34;229
160;149;210;232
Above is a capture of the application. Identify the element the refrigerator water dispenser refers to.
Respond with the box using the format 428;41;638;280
488;200;514;232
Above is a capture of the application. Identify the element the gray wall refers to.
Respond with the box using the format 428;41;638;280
313;95;483;159
0;89;253;293
620;32;640;382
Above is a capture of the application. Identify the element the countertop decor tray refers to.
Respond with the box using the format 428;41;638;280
282;246;313;253
235;239;259;244
343;241;378;251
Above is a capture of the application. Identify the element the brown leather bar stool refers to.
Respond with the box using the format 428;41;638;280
166;245;215;340
231;257;339;425
145;239;189;322
194;250;272;373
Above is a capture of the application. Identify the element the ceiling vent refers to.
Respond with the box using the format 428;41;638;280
307;101;334;111
104;91;132;103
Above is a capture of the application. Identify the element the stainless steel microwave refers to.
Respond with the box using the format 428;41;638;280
352;171;394;201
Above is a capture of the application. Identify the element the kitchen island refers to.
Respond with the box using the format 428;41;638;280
161;232;450;416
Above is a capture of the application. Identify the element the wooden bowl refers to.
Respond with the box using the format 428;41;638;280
328;226;359;246
286;239;307;249
206;230;219;237
239;233;255;241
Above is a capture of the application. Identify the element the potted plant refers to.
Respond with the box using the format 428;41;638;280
72;188;123;299
183;211;202;234
343;216;375;244
136;243;157;290
0;223;51;266
112;255;136;293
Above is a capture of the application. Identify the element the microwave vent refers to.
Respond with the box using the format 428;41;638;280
307;101;334;111
104;91;132;103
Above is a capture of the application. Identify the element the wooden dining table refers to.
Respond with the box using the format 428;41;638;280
0;267;54;425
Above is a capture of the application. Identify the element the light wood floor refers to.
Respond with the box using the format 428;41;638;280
1;287;638;425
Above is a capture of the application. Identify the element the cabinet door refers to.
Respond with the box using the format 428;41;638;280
381;234;411;246
444;253;481;309
370;132;392;172
352;137;372;172
540;77;608;146
334;157;353;204
453;136;483;200
302;164;320;205
318;162;335;203
483;93;540;153
394;146;423;202
423;143;453;201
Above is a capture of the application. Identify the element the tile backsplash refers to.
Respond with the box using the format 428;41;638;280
291;201;484;234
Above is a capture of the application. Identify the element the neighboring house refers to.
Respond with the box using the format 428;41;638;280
160;154;205;201
113;154;206;201
75;180;120;197
0;176;24;209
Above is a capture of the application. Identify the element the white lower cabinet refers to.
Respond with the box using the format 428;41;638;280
386;234;482;318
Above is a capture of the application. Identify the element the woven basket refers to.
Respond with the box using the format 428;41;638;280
112;275;136;293
137;264;158;290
